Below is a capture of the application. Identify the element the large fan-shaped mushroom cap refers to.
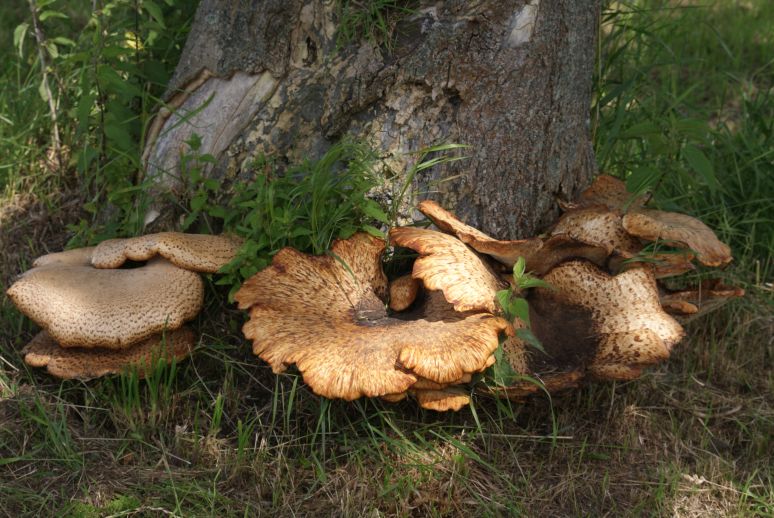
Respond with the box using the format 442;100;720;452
531;261;685;380
7;254;204;349
622;209;732;267
389;227;505;313
235;233;509;401
22;327;195;380
91;232;243;273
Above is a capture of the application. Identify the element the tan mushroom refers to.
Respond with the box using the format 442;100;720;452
560;174;646;212
660;279;744;322
22;327;195;380
235;233;509;401
412;387;470;412
531;261;685;380
389;227;506;313
622;209;732;267
91;232;243;273
550;206;641;258
32;247;96;268
389;274;421;312
7;254;204;349
418;200;608;273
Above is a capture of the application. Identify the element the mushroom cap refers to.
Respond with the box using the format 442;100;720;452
418;200;608;272
7;255;204;349
533;261;685;380
22;328;195;380
551;206;641;257
562;175;646;212
235;233;509;400
622;209;732;267
389;227;506;313
660;279;744;322
412;387;470;412
91;232;243;273
32;247;96;268
389;274;421;312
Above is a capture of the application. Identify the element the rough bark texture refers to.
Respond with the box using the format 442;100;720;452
144;0;599;238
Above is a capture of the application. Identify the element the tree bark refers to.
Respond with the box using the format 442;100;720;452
143;0;599;238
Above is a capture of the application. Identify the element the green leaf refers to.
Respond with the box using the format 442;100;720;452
683;144;719;193
511;298;530;326
620;121;660;138
626;166;660;197
361;200;389;223
517;277;553;290
496;289;512;317
362;225;386;238
13;23;29;56
40;10;69;21
516;328;545;354
512;256;526;281
143;0;166;27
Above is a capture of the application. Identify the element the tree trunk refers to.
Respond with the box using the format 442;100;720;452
143;0;599;238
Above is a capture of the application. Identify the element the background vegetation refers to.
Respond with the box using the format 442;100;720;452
0;1;772;516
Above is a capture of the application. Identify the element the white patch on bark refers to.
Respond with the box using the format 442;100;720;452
145;71;278;190
507;1;539;47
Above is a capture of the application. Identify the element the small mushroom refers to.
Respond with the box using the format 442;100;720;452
389;274;421;312
7;254;204;349
660;279;744;322
235;233;509;402
22;327;195;380
412;387;470;412
622;210;732;267
91;232;243;273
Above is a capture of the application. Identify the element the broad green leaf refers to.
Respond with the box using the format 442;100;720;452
516;328;545;354
517;277;553;290
620;121;660;138
626;166;660;197
13;23;29;56
683;144;719;193
512;256;526;281
511;298;530;326
40;10;69;21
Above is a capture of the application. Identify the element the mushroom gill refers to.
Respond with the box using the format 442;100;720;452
22;327;195;380
235;233;510;402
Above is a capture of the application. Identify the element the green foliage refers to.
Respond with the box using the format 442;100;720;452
179;138;388;299
487;257;551;387
2;0;196;236
335;0;416;50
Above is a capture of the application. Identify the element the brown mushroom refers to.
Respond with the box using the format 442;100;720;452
389;274;421;312
91;232;243;273
560;174;646;212
660;279;744;322
235;233;509;401
550;206;641;258
7;254;204;349
418;200;608;273
622;209;732;267
32;247;96;268
22;327;195;380
412;387;470;412
389;227;506;313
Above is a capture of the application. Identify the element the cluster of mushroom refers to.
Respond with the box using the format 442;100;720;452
7;233;241;379
236;175;742;411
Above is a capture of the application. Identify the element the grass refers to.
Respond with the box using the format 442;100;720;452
1;1;773;516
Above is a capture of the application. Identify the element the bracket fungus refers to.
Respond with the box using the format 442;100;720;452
8;250;203;349
235;233;510;407
91;232;243;273
22;327;195;380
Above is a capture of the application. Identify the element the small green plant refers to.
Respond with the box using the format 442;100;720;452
486;257;551;387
